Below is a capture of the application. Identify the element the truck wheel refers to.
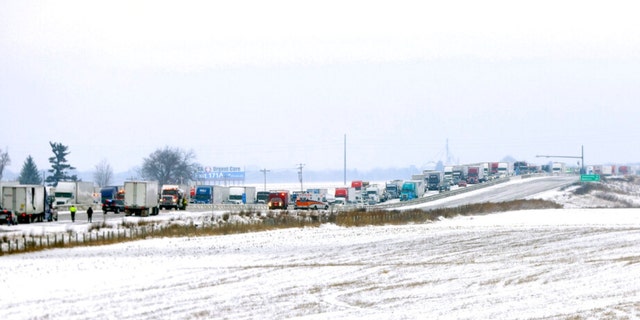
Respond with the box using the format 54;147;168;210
114;208;119;214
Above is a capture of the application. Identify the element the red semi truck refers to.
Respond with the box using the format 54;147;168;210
467;166;483;184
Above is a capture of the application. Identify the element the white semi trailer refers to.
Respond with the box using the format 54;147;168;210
53;181;95;206
228;186;256;204
1;185;47;223
124;181;159;217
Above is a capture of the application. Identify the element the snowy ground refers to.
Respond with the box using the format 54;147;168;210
2;179;640;319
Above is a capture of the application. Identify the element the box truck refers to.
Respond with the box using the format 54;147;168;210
124;181;159;217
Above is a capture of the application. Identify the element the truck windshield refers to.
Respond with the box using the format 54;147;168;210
162;190;179;196
195;194;208;200
54;192;73;198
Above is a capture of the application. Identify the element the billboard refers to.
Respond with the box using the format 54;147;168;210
194;166;245;183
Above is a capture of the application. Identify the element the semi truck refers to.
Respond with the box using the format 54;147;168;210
481;163;490;182
467;166;484;184
552;162;565;175
427;172;445;191
194;185;229;204
350;180;364;191
452;165;467;184
256;191;270;204
53;181;95;206
497;162;513;178
490;162;500;176
364;184;383;204
384;180;403;200
618;165;630;175
227;186;256;204
443;166;454;185
159;184;187;210
400;180;425;201
334;187;356;204
124;181;159;217
1;185;47;223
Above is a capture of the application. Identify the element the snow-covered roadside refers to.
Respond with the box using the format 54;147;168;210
2;177;640;319
2;208;640;319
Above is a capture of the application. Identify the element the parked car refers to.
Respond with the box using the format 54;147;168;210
102;199;124;214
0;208;15;225
458;180;468;187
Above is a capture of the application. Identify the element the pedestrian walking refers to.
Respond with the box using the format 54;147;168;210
70;204;77;222
87;206;93;223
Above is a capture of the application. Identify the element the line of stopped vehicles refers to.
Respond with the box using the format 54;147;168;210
0;161;631;225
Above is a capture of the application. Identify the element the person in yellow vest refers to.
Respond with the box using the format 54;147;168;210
70;204;77;222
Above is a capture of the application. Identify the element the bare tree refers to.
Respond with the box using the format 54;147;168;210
94;159;113;187
0;147;10;181
141;146;198;186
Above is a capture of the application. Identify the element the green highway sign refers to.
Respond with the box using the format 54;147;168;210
580;174;601;182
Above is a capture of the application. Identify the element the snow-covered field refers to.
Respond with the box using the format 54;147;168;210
2;180;640;319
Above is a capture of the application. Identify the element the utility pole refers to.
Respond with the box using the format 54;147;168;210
259;168;270;191
296;163;305;192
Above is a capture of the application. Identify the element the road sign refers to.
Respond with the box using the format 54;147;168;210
580;174;600;182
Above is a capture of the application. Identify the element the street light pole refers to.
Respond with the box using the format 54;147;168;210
536;145;585;174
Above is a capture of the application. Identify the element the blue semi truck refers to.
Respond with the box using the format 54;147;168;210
194;185;229;204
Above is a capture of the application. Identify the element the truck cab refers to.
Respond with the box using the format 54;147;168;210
160;185;187;210
267;191;289;210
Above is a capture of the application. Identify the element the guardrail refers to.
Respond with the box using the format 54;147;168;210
184;203;268;211
370;177;512;211
184;178;512;213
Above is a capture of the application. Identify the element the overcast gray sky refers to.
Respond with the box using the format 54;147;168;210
1;0;639;175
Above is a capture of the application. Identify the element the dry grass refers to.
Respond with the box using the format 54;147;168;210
1;199;561;256
564;176;640;208
335;199;562;227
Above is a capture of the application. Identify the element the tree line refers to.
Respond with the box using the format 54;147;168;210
0;142;197;187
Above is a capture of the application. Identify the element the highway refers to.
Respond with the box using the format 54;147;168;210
404;175;578;211
3;175;580;228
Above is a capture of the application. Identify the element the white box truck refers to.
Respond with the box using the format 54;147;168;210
1;184;47;223
227;186;256;204
53;181;95;206
124;181;159;217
